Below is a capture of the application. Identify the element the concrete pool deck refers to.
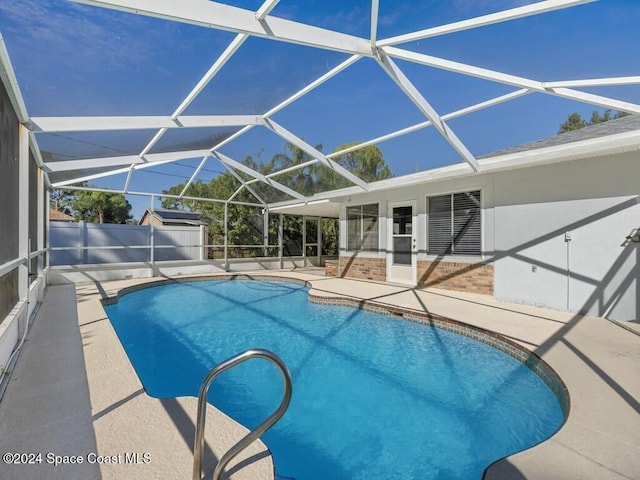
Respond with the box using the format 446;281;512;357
0;269;638;479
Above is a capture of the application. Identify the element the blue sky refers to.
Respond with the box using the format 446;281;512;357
0;0;638;219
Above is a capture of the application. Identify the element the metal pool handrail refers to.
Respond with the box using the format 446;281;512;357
192;349;293;480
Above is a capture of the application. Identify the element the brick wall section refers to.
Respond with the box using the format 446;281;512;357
417;260;494;295
325;261;338;277
339;256;386;282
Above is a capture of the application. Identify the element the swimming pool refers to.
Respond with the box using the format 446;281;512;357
105;278;564;480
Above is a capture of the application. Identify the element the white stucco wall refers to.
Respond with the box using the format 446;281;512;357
491;153;638;321
339;151;639;321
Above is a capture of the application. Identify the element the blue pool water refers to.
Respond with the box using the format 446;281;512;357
105;279;564;480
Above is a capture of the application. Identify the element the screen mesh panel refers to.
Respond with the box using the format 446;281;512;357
0;78;20;322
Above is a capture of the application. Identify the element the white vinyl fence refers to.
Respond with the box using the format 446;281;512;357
49;222;205;266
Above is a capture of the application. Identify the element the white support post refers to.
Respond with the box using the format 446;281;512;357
37;167;45;275
18;125;29;301
279;213;284;269
150;224;155;272
302;215;307;266
82;222;88;264
263;209;269;258
200;224;206;261
224;202;229;271
150;195;155;270
45;188;50;270
317;217;321;266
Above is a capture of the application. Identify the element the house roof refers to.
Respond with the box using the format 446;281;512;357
49;208;76;222
139;208;208;226
481;114;640;158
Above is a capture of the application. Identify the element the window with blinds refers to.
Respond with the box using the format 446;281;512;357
347;203;379;251
427;191;481;255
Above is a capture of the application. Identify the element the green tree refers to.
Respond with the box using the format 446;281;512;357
558;112;587;133
69;189;132;224
49;188;74;214
558;109;630;133
161;161;266;257
159;141;393;258
333;143;391;182
268;142;323;196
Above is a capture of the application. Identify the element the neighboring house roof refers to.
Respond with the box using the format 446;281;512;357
49;208;76;222
481;114;640;158
139;208;208;226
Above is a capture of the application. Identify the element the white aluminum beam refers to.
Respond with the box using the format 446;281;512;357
370;0;379;50
218;162;266;205
326;88;532;160
378;0;593;46
139;33;250;158
28;132;45;168
139;128;168;158
227;185;245;203
0;33;29;124
29;115;263;133
210;55;362;171
51;158;178;187
246;89;531;186
376;50;481;172
543;76;640;88
46;149;213;173
547;87;640;115
263;118;371;190
50;151;212;187
179;155;210;197
264;54;362;118
60;185;263;207
212;150;307;201
18;125;29;299
172;34;248;120
244;159;319;188
210;125;256;152
385;46;640;114
255;0;279;20
138;0;278;164
71;0;373;55
123;164;136;193
385;46;542;90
